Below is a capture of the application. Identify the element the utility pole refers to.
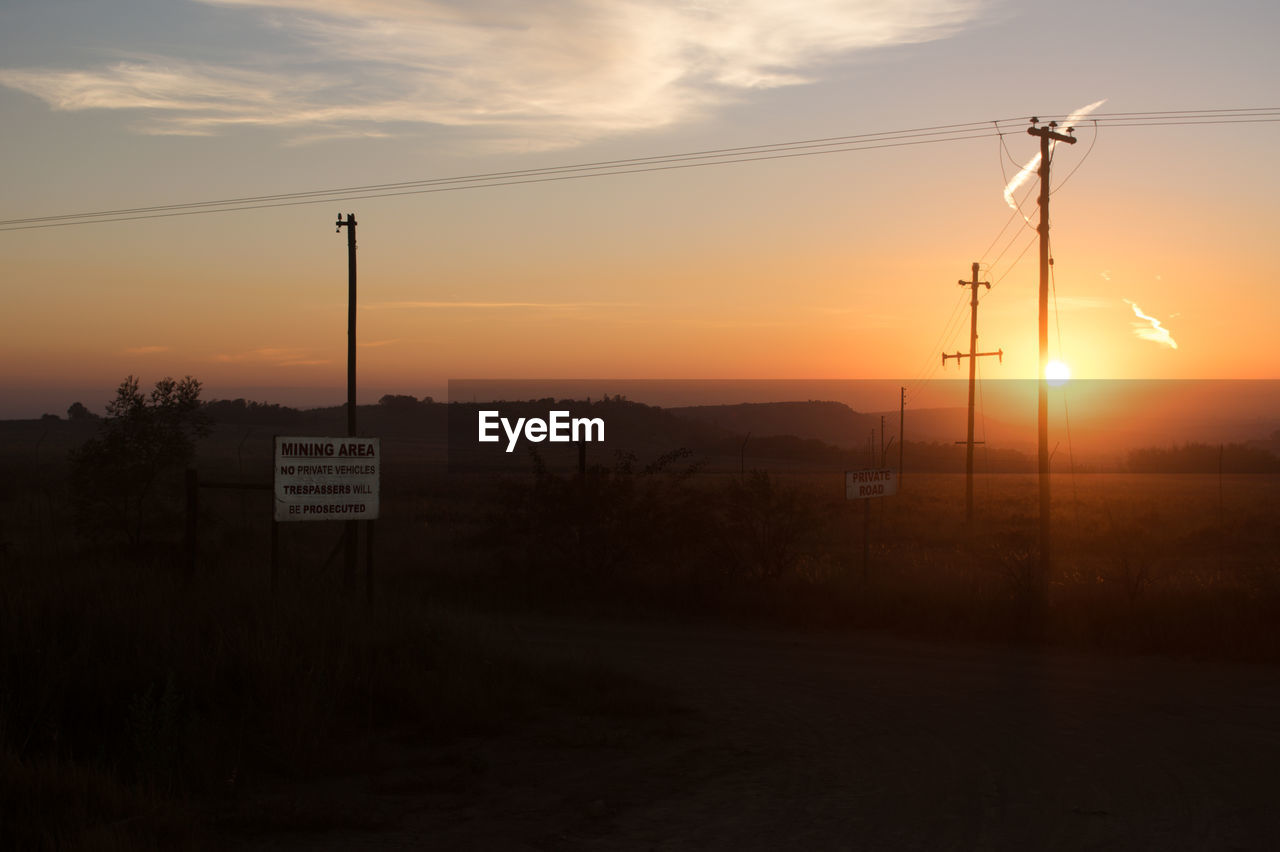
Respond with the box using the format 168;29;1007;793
864;429;873;581
942;262;1002;527
898;386;905;485
336;212;358;591
1027;120;1077;580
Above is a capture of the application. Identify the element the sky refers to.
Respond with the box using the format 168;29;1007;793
1;0;1277;418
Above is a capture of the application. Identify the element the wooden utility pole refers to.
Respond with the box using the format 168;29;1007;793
898;386;905;484
1027;120;1077;579
943;262;1002;526
336;212;358;591
863;429;873;581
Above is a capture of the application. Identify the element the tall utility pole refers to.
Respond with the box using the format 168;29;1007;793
336;212;358;591
898;386;905;485
943;262;1002;526
1027;120;1076;579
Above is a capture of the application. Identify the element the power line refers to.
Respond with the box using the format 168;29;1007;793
990;231;1039;288
4;121;1012;226
3;108;1276;232
2;123;1018;231
1050;119;1099;194
979;177;1039;268
904;287;971;403
903;106;1276;417
1047;235;1081;537
1039;107;1278;119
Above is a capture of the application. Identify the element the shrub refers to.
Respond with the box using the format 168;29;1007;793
68;376;211;547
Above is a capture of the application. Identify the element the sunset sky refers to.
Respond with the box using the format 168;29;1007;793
1;0;1276;418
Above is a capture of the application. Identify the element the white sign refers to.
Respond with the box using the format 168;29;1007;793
274;436;380;522
846;468;897;500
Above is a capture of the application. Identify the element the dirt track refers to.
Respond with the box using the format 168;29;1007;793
238;619;1280;850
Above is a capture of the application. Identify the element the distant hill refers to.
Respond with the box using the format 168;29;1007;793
667;400;1024;451
26;394;1278;475
669;401;879;449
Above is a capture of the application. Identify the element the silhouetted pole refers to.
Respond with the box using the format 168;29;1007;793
184;467;198;574
862;429;873;580
1218;443;1224;530
942;262;1001;527
271;518;279;596
898;387;905;485
1028;121;1077;581
336;212;358;591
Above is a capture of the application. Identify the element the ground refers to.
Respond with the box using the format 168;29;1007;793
228;617;1280;850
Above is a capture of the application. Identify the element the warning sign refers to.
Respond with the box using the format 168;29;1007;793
274;436;380;522
845;468;897;500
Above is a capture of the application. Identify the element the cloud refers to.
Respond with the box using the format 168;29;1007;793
373;300;639;309
124;345;170;354
0;0;984;148
1123;299;1178;350
213;347;329;365
357;338;400;348
1003;99;1106;211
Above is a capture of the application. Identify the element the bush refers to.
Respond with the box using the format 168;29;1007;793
490;448;704;586
68;376;211;547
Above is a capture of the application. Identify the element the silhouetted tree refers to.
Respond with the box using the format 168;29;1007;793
378;393;421;412
67;401;98;421
202;397;302;425
1128;442;1280;474
70;376;211;547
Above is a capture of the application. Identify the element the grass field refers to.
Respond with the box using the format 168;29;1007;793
1;419;1278;847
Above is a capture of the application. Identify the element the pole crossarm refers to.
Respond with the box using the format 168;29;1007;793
944;261;1003;526
1027;122;1079;146
942;348;1003;365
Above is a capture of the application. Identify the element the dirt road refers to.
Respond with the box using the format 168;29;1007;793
238;618;1280;850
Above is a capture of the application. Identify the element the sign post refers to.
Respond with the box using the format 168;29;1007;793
846;468;897;583
274;437;381;522
845;468;898;500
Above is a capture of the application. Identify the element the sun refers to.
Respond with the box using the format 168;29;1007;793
1045;360;1071;386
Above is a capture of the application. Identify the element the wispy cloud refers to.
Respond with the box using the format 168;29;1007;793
0;0;984;148
124;345;170;354
1123;299;1178;349
357;338;400;348
213;347;330;365
1003;99;1106;211
373;300;640;309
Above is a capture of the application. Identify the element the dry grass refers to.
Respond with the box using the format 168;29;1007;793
2;432;1278;846
457;465;1280;657
0;483;661;847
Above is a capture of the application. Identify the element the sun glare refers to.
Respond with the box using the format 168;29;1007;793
1046;360;1071;386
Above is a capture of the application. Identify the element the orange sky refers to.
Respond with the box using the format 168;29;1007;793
1;1;1277;417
